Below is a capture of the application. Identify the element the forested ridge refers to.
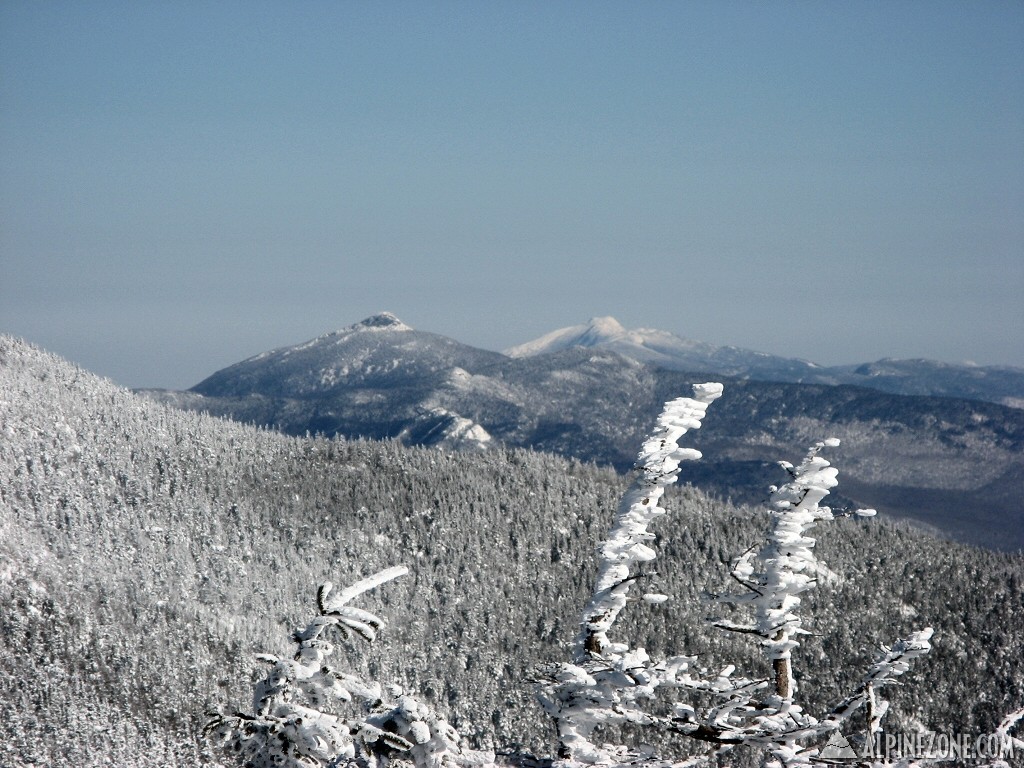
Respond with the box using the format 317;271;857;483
2;334;1022;766
147;320;1024;551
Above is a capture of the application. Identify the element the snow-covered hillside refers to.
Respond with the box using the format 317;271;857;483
3;334;1024;767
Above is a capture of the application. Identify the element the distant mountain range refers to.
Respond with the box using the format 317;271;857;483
140;313;1024;550
507;316;1024;407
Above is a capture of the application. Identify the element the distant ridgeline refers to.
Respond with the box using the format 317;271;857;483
141;315;1024;551
2;333;1023;766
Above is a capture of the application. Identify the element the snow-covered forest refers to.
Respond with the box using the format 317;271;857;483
2;334;1022;767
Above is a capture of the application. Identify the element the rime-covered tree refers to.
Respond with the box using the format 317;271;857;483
206;566;494;768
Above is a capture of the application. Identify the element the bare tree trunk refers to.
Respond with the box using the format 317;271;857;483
772;630;792;699
773;657;791;699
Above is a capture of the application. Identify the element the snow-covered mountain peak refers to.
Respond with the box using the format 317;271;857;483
505;317;823;379
504;317;627;358
190;314;504;399
353;312;412;332
581;316;626;341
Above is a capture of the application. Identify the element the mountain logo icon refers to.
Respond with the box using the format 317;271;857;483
819;731;858;760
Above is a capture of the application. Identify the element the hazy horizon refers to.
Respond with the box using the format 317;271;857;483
2;2;1022;389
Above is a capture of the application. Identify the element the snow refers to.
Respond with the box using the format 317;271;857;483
441;367;519;400
438;413;492;450
504;317;627;357
324;565;410;609
401;407;493;451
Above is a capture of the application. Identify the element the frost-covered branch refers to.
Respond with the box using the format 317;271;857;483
980;708;1024;768
827;628;934;730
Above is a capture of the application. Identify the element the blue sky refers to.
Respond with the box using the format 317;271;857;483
2;1;1022;389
